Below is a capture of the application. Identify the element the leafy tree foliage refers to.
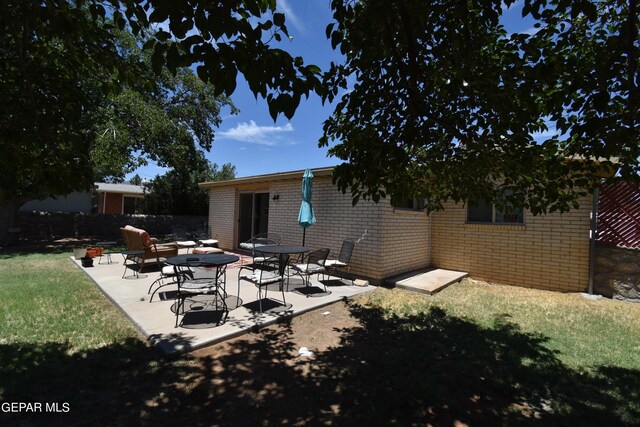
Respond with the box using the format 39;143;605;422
106;0;321;121
143;159;236;216
0;0;320;241
90;29;237;183
128;174;143;186
322;0;639;214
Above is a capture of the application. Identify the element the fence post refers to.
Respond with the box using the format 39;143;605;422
588;186;600;294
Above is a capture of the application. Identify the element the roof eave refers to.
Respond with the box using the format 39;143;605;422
198;166;335;189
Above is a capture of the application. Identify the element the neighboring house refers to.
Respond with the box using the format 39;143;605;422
19;183;145;215
19;191;92;213
94;182;144;214
200;167;593;293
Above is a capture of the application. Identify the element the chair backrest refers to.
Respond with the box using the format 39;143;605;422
338;239;356;264
251;232;281;245
307;248;330;267
120;227;148;250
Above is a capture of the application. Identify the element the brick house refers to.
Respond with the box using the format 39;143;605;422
200;167;592;292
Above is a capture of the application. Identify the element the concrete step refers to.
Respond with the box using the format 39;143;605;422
385;268;468;295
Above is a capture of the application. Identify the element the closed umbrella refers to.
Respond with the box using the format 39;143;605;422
298;169;316;246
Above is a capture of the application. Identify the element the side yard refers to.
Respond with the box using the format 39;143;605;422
1;249;639;426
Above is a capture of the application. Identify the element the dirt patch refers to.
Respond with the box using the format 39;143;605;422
192;300;362;359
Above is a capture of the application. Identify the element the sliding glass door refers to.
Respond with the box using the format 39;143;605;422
237;192;270;246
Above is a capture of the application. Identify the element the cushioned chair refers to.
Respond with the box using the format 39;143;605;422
238;233;281;253
321;239;355;284
292;248;330;293
120;225;178;274
173;260;228;328
238;254;289;313
148;264;192;302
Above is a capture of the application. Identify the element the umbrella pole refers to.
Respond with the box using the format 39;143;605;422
302;228;306;246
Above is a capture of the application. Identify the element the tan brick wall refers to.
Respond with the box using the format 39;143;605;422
430;198;592;292
208;186;236;250
379;204;431;278
269;176;384;280
207;175;431;281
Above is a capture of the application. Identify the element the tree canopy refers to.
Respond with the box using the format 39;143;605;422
0;0;320;240
90;29;237;182
322;0;639;214
143;159;236;216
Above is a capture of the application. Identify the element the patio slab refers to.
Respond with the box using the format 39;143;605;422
72;252;375;354
386;267;468;295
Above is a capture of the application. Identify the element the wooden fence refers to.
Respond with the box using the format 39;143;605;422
597;182;640;249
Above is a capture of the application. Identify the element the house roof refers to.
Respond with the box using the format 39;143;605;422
94;182;144;195
199;166;335;189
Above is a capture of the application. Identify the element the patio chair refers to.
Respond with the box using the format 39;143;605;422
236;240;279;299
321;239;356;284
238;233;281;269
147;263;193;303
238;232;281;253
172;225;198;253
191;225;219;247
238;254;289;313
120;226;178;274
173;260;228;328
291;248;330;293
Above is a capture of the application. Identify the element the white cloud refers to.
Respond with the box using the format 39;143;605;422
278;0;307;35
219;120;294;145
532;128;560;140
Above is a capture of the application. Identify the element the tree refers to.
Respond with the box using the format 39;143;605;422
0;0;321;242
322;0;639;214
128;174;143;186
143;158;236;216
90;29;237;183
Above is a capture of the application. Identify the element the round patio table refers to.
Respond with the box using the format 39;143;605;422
165;253;239;267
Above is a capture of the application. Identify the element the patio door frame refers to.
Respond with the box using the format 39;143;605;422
237;191;270;247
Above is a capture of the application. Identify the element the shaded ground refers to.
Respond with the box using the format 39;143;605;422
3;297;640;426
2;240;640;426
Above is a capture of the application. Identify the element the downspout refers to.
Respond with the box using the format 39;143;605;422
588;185;600;294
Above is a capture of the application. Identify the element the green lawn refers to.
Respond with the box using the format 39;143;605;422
1;249;639;426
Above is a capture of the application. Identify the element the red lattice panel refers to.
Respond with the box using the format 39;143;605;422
597;183;640;249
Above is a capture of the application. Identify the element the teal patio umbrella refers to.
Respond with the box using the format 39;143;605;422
298;169;316;246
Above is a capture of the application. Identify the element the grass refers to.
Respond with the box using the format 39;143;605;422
359;280;640;369
1;248;640;426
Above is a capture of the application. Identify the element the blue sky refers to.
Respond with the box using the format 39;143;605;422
128;0;539;181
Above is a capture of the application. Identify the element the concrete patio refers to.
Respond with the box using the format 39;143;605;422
72;251;375;354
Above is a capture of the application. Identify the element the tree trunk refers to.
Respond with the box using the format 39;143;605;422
0;199;21;245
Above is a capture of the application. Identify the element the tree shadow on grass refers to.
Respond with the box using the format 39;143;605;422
2;305;639;426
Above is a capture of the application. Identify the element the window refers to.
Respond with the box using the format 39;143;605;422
467;195;524;224
123;196;144;214
393;197;427;211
